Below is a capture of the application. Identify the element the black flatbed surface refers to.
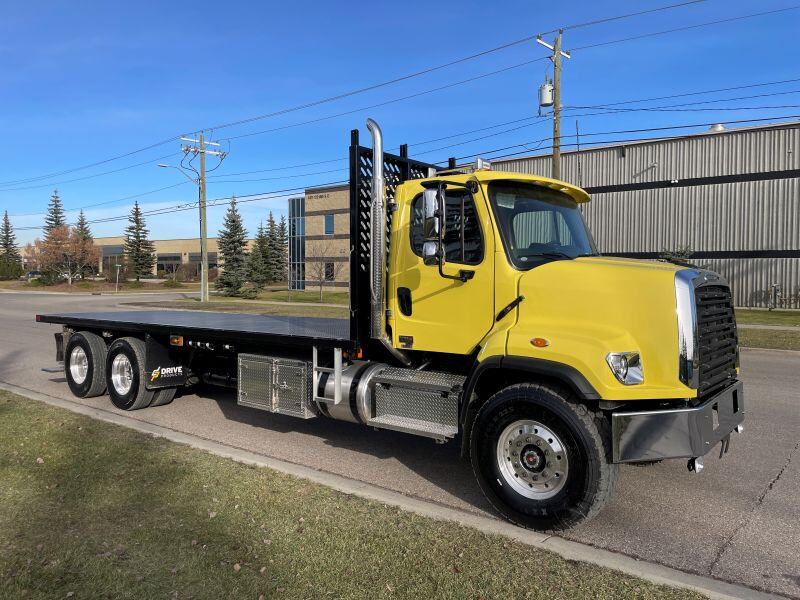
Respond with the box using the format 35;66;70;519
37;310;352;347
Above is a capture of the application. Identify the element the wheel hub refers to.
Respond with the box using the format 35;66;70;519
69;347;88;384
111;354;134;396
496;420;569;500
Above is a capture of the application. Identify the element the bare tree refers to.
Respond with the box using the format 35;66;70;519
27;226;100;285
306;239;346;301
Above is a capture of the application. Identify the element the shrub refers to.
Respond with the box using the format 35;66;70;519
163;278;183;289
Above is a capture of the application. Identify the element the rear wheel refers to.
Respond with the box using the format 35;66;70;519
64;332;107;398
470;383;617;531
150;387;177;407
106;337;155;410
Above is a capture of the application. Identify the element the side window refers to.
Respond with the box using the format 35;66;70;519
410;190;483;265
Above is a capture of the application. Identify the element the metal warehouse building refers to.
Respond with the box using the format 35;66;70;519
492;121;800;308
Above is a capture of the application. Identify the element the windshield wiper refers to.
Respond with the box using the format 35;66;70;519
537;251;575;260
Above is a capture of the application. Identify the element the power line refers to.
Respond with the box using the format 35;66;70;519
14;115;800;230
0;1;731;186
539;0;710;35
569;5;800;52
0;152;181;194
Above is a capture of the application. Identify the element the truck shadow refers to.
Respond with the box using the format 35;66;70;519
189;384;493;516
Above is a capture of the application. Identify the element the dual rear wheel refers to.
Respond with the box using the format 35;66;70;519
64;333;176;409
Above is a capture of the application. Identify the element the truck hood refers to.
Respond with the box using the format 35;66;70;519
509;256;689;400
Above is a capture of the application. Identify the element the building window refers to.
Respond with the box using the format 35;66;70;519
288;196;306;290
324;262;335;281
410;190;483;265
324;213;334;236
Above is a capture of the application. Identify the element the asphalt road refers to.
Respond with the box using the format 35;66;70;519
1;291;798;598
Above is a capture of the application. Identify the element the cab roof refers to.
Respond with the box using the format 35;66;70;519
409;169;591;204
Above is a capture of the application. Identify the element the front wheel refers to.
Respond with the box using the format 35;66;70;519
470;383;617;531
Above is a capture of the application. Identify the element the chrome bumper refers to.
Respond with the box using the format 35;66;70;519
611;381;744;463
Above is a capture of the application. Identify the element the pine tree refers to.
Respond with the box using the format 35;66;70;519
265;211;280;283
123;201;156;281
75;210;93;241
276;214;288;282
247;222;270;291
43;190;66;238
1;211;21;264
215;196;249;296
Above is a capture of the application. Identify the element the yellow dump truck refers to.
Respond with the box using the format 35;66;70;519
38;119;744;530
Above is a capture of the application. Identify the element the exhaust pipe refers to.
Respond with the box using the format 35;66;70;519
366;118;411;366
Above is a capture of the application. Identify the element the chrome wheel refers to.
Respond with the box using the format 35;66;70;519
496;419;569;499
110;354;134;396
69;346;88;384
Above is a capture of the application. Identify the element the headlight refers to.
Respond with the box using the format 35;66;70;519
606;352;644;385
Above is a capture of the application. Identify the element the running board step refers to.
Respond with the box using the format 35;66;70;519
368;368;465;442
368;415;458;440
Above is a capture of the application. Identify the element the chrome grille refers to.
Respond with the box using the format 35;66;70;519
695;285;738;397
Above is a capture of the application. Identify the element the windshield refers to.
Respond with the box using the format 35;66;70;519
487;181;597;269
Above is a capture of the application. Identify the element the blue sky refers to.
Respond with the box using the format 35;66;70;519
1;0;798;244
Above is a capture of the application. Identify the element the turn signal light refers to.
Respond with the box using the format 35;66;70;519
530;338;550;348
169;335;184;347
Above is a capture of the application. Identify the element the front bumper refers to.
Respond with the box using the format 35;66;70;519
611;380;744;463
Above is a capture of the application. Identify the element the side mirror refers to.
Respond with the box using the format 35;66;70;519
422;241;439;266
422;188;440;240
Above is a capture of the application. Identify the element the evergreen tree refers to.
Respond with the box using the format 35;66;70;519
276;214;288;282
123;201;156;281
75;210;93;241
215;196;249;296
1;211;21;264
43;190;66;238
265;211;280;283
247;222;270;291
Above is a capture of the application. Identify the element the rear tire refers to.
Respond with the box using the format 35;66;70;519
105;337;154;410
150;387;177;407
470;383;617;531
64;332;107;398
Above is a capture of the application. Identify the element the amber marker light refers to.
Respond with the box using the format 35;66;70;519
169;335;184;347
530;338;550;348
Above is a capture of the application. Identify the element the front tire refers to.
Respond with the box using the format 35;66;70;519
105;337;155;410
64;331;107;398
470;383;617;531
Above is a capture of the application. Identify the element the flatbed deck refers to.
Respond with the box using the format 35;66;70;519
37;310;353;349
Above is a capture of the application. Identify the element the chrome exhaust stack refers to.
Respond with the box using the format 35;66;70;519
366;118;411;366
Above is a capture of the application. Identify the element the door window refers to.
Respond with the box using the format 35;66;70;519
410;190;483;265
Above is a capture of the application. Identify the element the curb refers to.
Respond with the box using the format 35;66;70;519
0;380;784;600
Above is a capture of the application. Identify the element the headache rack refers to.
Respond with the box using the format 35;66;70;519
695;284;739;397
348;129;440;359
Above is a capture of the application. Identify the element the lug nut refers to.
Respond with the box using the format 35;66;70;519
532;475;538;481
535;440;541;447
526;437;532;443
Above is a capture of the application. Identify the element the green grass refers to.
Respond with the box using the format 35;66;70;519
735;309;800;327
257;289;349;305
739;328;800;351
0;391;701;600
124;298;349;319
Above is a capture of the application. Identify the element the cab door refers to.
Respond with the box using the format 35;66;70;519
389;184;495;354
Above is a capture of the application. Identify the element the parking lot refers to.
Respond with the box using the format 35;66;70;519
1;290;798;598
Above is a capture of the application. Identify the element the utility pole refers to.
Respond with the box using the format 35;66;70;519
537;30;571;181
198;132;209;303
159;133;227;303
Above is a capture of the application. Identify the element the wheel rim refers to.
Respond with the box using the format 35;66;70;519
111;354;134;396
69;347;88;384
496;419;569;500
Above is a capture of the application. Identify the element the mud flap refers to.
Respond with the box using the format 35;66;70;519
145;334;187;390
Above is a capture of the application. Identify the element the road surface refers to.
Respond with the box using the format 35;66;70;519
1;291;798;598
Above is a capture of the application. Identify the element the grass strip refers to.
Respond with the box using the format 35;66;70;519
735;309;800;327
739;328;800;351
0;391;701;600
